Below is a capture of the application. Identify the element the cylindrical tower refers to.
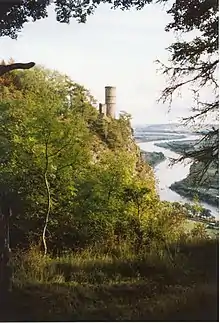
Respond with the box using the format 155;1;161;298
105;86;116;118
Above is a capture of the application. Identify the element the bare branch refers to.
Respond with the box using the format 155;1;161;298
0;62;35;76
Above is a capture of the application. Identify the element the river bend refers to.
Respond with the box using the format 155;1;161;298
138;135;219;218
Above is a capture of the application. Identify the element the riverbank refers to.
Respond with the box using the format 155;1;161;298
180;202;219;238
135;134;186;143
137;135;219;218
154;139;219;209
170;181;218;207
170;161;219;207
155;139;198;153
184;219;218;239
141;150;166;167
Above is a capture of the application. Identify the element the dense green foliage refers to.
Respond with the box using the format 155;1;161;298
0;66;189;256
0;66;218;322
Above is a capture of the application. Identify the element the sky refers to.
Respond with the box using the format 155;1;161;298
0;3;202;125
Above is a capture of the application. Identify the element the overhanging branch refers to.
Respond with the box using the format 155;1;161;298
0;62;35;76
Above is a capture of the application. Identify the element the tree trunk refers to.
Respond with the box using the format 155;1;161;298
0;204;12;312
42;142;51;256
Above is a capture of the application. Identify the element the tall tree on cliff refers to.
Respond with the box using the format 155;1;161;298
0;0;218;162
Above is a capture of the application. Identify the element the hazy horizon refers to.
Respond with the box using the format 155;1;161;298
0;3;215;125
132;122;219;127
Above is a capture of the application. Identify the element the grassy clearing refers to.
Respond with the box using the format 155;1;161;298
0;240;218;322
184;219;219;239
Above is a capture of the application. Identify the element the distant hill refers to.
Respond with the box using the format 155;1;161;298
133;123;218;134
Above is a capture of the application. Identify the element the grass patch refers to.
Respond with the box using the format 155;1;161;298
1;240;219;322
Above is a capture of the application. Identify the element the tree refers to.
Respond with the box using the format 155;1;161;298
0;67;96;253
0;0;218;172
156;0;219;184
0;65;157;254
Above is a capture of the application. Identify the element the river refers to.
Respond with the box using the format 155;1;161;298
138;134;219;218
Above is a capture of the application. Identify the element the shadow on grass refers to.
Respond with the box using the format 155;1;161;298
0;240;218;322
1;280;218;322
45;240;219;285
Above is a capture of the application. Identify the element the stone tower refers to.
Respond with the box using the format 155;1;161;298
105;86;116;118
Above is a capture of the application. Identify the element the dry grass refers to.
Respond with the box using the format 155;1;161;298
1;240;219;322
